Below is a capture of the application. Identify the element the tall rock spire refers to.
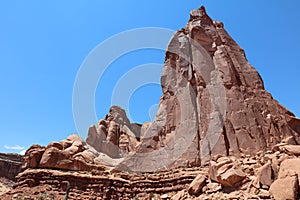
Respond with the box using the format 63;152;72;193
115;6;300;171
20;6;300;174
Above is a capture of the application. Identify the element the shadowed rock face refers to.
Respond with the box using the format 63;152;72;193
20;6;300;174
0;153;23;180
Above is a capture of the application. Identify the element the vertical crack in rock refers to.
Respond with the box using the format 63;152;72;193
222;125;230;156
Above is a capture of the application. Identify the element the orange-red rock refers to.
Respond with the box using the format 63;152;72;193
188;174;207;195
2;4;300;200
269;175;298;200
0;153;23;180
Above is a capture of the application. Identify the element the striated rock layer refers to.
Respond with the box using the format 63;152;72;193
3;146;300;199
0;153;23;181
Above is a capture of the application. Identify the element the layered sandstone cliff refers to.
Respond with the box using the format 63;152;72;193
0;153;23;181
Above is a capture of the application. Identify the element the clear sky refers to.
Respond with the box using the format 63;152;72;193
0;1;299;154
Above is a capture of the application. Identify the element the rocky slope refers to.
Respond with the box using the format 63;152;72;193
1;5;300;200
2;145;300;199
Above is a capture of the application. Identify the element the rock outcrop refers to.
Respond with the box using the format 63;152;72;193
3;149;300;199
0;153;23;180
80;5;300;173
2;5;300;200
21;134;109;172
114;5;300;172
86;106;140;159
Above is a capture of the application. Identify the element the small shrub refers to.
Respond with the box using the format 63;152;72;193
39;192;48;200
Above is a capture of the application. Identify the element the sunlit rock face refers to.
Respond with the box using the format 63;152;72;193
113;6;300;172
86;106;140;159
22;6;300;174
4;5;300;200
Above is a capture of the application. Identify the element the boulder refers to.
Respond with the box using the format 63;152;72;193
39;147;71;169
217;167;246;187
188;174;207;195
269;175;298;200
209;156;246;187
278;158;300;186
67;134;84;143
279;145;300;156
282;136;297;145
171;190;186;200
255;162;273;187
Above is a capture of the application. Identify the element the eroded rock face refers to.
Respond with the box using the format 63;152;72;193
21;6;300;173
4;4;300;200
0;153;23;180
22;134;107;172
115;6;300;172
86;106;140;158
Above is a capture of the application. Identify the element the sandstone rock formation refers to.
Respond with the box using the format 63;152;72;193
0;153;23;181
269;175;298;200
114;5;300;172
86;106;140;159
2;149;300;199
2;5;300;200
21;134;109;172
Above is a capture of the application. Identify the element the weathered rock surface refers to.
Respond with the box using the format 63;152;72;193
279;145;300;156
269;175;298;200
22;134;107;172
2;167;201;200
86;106;140;159
187;174;206;195
2;150;300;199
255;162;273;187
0;153;23;180
27;5;299;173
278;158;300;185
2;4;300;200
209;156;246;187
0;178;14;196
114;5;300;172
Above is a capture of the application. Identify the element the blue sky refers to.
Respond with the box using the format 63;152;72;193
0;1;299;154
